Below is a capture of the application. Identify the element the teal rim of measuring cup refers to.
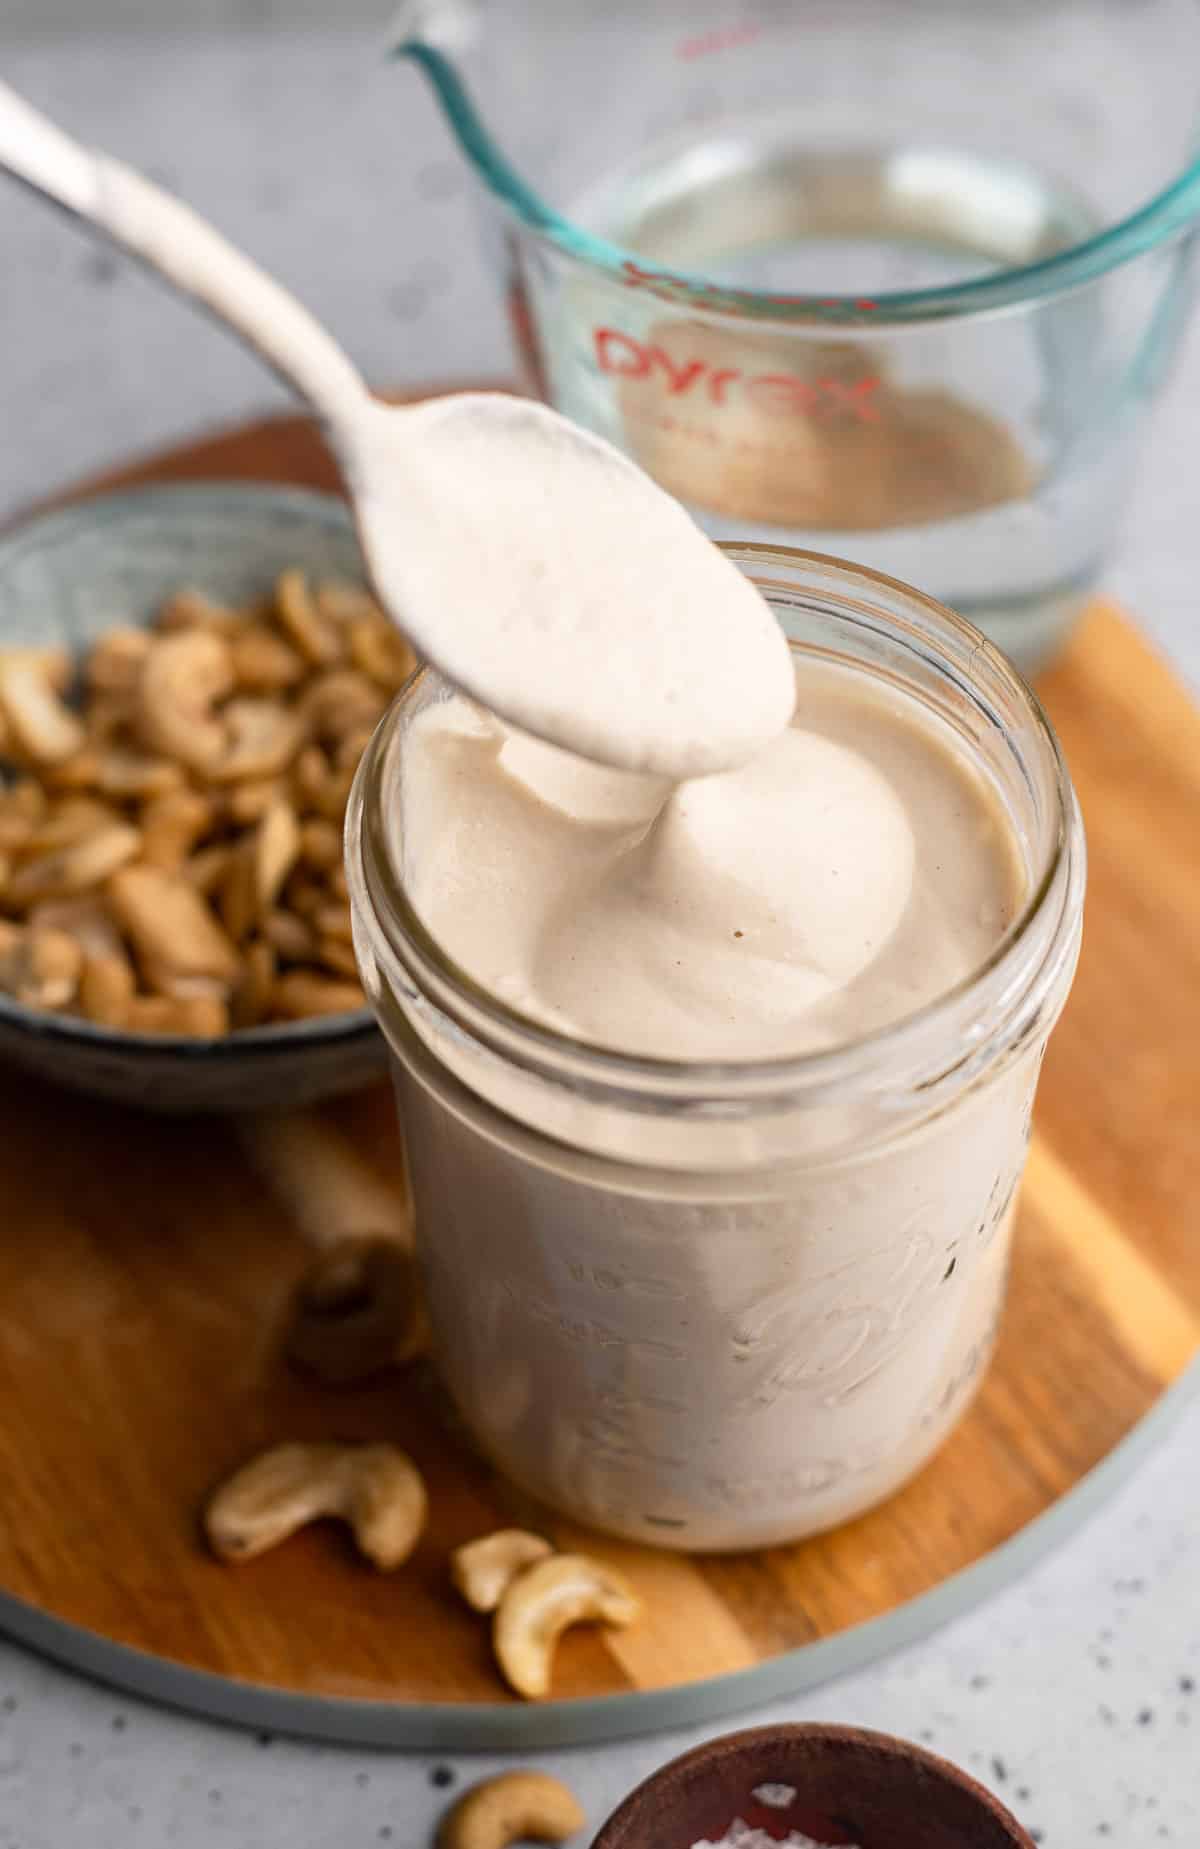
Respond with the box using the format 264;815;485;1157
394;39;1200;325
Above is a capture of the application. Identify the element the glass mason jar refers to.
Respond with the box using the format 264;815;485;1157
346;549;1085;1552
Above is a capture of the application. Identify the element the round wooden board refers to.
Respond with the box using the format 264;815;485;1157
0;408;1197;1751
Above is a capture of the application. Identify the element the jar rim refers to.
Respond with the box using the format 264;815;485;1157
350;546;1082;1102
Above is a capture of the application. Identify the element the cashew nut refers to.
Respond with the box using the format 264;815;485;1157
291;744;330;811
313;901;353;947
126;992;230;1037
317;935;360;979
22;796;119;856
217;838;258;943
263;907;316;962
0;801;35;856
229;625;305;693
286;1238;426;1386
346;613;414;694
139;788;215;871
230;939;277;1029
78;747;185;801
437;1772;585;1849
254;799;301;915
108;863;240;994
312;760;356;822
5;822;141;910
271;970;365;1018
0;655;86;766
451;1531;554;1614
0;645;73;693
315;580;380;629
28;895;125;961
225;777;287;827
184;842;232;897
86;626;151;694
137;629;235;773
299;668;386;746
213;698;304;783
335;721;379;772
205;1440;427;1569
1;777;47;819
493;1556;643;1700
78;948;136;1027
157;587;244;636
275;568;342;666
298;817;342;873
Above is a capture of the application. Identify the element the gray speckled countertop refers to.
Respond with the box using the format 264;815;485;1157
0;1407;1196;1848
0;15;1198;1848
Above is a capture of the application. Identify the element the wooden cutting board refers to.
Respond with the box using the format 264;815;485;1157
0;408;1197;1751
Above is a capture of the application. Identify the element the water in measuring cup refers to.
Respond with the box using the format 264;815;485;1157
541;131;1131;669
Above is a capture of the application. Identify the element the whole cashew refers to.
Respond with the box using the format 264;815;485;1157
137;629;235;774
451;1530;554;1615
286;1238;427;1387
493;1555;643;1700
437;1771;584;1849
107;863;240;993
205;1441;427;1570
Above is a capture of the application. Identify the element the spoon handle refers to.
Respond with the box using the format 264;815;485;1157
0;78;367;426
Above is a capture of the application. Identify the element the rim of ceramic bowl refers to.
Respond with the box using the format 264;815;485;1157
591;1722;1036;1848
0;481;375;1058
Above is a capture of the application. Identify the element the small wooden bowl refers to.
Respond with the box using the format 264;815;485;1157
593;1724;1035;1849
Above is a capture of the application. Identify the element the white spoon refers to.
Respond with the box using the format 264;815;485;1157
0;80;794;778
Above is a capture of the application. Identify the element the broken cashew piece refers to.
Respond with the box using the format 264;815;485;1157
214;698;304;783
451;1530;555;1615
5;822;141;910
493;1555;643;1701
286;1238;427;1386
0;926;83;1009
107;863;239;993
205;1440;427;1570
437;1772;585;1849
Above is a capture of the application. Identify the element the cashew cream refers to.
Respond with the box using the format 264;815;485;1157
401;664;1025;1061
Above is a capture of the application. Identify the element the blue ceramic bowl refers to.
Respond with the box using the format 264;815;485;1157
0;482;386;1114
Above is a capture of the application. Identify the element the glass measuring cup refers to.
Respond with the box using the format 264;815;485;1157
392;0;1200;669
